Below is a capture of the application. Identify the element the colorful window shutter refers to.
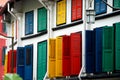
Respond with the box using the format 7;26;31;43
38;7;47;32
72;0;82;21
25;11;34;35
113;0;120;9
95;0;107;15
56;0;66;25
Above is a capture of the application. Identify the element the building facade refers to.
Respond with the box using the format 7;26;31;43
0;0;120;80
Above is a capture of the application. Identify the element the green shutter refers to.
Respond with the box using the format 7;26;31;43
37;41;47;80
38;7;47;32
102;26;114;72
114;23;120;70
114;0;120;8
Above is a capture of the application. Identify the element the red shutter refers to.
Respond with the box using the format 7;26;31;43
70;33;82;75
76;0;82;19
7;50;12;73
13;50;17;73
72;0;82;21
72;0;77;21
7;50;17;73
62;35;71;76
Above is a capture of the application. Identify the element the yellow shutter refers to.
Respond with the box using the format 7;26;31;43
4;54;8;74
56;0;66;25
48;39;56;78
56;37;62;77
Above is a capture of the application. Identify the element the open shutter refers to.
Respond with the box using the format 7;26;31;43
56;0;66;25
94;27;103;73
85;30;95;73
114;23;120;70
38;7;47;32
48;39;56;78
17;47;25;80
56;37;62;77
24;45;33;80
62;35;71;76
102;26;114;72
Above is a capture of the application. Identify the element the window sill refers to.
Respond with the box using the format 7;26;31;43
21;30;47;40
52;20;83;31
95;10;120;20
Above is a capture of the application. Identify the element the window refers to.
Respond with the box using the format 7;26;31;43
113;0;120;10
2;47;6;65
71;0;82;21
25;11;34;35
38;7;47;32
95;0;107;15
56;0;66;25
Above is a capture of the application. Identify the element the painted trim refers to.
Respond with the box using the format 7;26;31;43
21;30;47;40
52;20;83;31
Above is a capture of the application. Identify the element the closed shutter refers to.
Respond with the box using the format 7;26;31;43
72;0;82;21
102;26;114;72
25;11;33;35
38;7;47;32
56;0;66;25
114;23;120;70
113;0;120;9
95;0;107;15
62;35;70;76
37;41;47;80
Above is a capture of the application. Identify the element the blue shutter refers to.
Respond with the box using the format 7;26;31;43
95;0;107;15
17;47;25;80
100;0;107;13
94;27;103;73
29;12;34;34
85;30;95;73
25;11;33;35
24;45;33;80
95;0;100;15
